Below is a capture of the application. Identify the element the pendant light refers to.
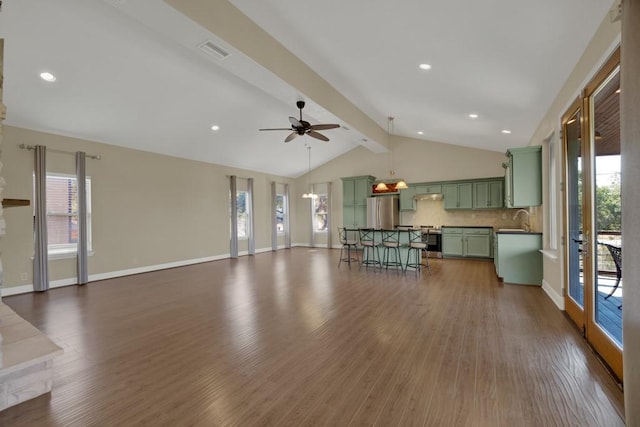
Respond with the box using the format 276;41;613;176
302;145;316;199
375;117;408;191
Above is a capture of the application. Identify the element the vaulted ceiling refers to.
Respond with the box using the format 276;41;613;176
0;0;615;177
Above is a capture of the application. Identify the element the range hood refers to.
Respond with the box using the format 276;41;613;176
414;193;443;201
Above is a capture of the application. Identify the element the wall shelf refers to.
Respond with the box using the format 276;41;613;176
1;198;30;208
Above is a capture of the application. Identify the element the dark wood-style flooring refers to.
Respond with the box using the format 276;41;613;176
0;248;624;426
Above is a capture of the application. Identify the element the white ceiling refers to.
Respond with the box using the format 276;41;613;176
0;0;614;177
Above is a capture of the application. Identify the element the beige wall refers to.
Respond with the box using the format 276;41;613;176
0;126;295;289
528;13;621;303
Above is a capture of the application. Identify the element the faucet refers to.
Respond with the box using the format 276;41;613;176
513;209;531;231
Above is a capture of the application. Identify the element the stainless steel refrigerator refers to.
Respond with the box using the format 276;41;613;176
366;196;400;229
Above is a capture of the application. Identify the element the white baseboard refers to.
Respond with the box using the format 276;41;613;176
542;279;564;310
1;247;290;297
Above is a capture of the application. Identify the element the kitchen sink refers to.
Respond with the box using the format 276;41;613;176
498;228;527;232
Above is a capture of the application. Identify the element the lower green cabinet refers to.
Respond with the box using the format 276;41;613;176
495;232;542;284
442;229;464;256
442;227;492;258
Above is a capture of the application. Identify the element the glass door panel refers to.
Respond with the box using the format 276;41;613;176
591;66;623;351
564;107;585;326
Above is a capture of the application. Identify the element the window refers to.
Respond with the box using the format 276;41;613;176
313;194;328;232
43;173;92;256
236;190;249;238
276;193;286;233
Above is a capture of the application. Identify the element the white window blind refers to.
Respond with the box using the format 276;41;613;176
43;173;92;255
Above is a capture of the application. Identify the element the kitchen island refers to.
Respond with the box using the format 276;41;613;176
344;227;439;271
494;230;543;285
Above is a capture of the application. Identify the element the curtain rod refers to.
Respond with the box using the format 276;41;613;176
19;144;101;160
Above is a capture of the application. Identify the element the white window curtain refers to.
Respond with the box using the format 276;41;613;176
33;145;49;291
76;151;89;285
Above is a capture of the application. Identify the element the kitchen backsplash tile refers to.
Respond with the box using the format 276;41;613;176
401;199;535;230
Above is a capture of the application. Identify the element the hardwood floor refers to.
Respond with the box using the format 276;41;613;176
0;248;624;426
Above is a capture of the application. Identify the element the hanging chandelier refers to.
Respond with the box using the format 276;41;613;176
301;145;317;199
375;117;408;192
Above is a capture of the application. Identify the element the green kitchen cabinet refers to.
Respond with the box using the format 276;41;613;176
443;182;473;210
341;176;374;227
504;146;542;208
442;228;464;256
495;232;543;285
414;184;442;195
464;228;492;258
442;227;492;258
399;186;416;211
474;180;504;209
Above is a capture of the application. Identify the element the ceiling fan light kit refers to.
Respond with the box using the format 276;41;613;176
259;101;340;143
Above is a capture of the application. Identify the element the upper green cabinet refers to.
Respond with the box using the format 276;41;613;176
341;176;374;227
443;182;473;209
399;186;416;211
342;175;374;206
473;179;504;209
414;184;442;195
504;146;542;208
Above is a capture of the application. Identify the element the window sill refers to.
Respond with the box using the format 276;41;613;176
48;250;95;261
540;249;558;261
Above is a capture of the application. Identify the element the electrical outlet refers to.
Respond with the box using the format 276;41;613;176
20;272;28;281
502;213;507;219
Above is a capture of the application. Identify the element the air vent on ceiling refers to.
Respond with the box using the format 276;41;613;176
198;40;230;61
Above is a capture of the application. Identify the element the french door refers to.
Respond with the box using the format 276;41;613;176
562;49;622;380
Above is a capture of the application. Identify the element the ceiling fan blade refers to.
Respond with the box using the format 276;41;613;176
309;124;340;131
307;130;329;142
259;128;293;131
289;117;302;128
284;132;298;143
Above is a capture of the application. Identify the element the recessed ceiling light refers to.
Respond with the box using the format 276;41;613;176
211;124;220;131
419;63;432;70
468;113;479;119
40;72;56;82
417;131;424;135
501;129;511;134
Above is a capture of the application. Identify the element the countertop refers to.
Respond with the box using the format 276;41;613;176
495;230;543;235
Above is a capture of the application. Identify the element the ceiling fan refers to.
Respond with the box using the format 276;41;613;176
259;101;340;142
